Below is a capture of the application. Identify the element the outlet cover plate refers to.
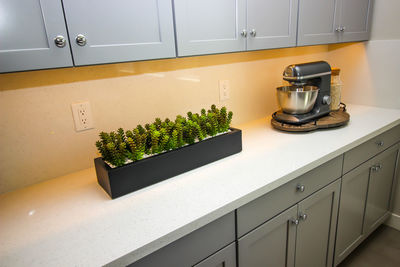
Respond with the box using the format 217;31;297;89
71;101;94;132
219;80;230;101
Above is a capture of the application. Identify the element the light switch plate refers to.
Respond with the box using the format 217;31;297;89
71;101;94;132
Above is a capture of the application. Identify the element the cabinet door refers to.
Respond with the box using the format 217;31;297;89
174;0;246;56
247;0;298;50
62;0;176;66
339;0;373;42
364;145;398;234
334;161;370;265
295;179;340;267
238;205;297;267
297;0;340;46
0;0;73;73
193;243;236;267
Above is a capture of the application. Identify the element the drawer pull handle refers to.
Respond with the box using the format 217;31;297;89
376;140;384;146
296;184;305;192
291;218;299;225
299;213;307;221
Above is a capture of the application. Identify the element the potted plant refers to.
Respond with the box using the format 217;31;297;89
94;105;242;199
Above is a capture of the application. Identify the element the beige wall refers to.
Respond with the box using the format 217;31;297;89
0;46;330;193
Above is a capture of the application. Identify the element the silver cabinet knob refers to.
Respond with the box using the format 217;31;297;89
335;27;341;32
297;184;305;192
323;95;331;105
291;218;299;225
250;29;256;37
241;29;247;37
299;213;307;221
376;163;382;170
76;34;87;46
54;35;66;48
340;26;346;32
376;140;384;147
371;165;380;172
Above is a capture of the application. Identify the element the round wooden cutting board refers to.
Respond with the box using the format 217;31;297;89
271;108;350;132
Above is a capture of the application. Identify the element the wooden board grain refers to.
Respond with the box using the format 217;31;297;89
271;108;350;132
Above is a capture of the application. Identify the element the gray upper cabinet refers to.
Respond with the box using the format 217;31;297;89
247;0;298;51
173;0;246;56
0;0;73;73
62;0;176;66
297;0;373;46
340;0;373;42
297;0;340;46
173;0;298;57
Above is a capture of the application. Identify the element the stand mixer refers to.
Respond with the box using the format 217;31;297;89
272;61;332;125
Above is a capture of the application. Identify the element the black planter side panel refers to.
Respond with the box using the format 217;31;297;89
94;128;242;199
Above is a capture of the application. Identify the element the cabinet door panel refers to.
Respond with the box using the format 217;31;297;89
340;0;372;42
0;0;73;73
335;162;370;265
63;0;176;66
247;0;298;50
297;0;340;46
238;205;297;267
174;0;246;56
193;243;236;267
364;145;398;233
296;179;340;267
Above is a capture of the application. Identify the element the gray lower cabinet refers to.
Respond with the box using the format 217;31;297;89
0;0;73;73
111;212;235;267
335;144;399;266
62;0;176;66
295;180;340;267
238;205;298;267
238;179;340;267
297;0;373;46
194;243;236;267
363;144;399;233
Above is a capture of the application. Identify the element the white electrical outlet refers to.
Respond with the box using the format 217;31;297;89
219;80;230;101
71;101;94;132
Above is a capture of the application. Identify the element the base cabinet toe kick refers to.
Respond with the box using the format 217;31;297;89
117;125;400;267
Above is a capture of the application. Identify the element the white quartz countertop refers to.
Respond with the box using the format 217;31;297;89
1;104;400;267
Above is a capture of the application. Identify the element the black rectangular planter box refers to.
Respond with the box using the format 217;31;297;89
94;128;242;199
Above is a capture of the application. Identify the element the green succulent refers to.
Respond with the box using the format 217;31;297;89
95;104;234;167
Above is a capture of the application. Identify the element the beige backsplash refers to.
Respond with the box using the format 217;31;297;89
0;45;334;193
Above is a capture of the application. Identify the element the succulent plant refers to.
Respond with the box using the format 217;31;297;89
95;105;234;167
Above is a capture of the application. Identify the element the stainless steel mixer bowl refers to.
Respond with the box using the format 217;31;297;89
277;86;319;114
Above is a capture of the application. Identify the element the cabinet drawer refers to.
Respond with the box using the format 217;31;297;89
194;242;236;267
343;125;400;174
237;155;343;237
121;212;235;267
